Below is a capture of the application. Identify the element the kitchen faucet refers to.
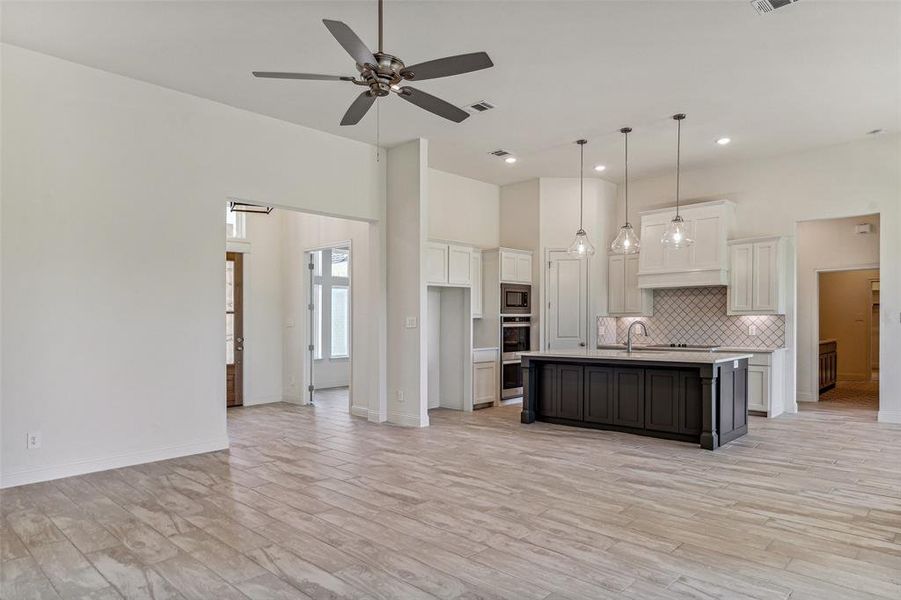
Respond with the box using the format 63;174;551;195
626;321;648;353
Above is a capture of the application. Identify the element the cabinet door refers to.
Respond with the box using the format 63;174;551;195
613;368;644;428
584;366;614;424
500;252;517;282
691;216;722;270
678;371;702;436
426;243;448;285
537;363;557;417
729;243;753;313
645;369;680;433
471;251;482;318
639;223;666;272
515;254;532;283
753;240;779;312
747;365;769;413
556;364;583;420
473;362;496;406
623;255;643;314
607;255;625;315
448;245;472;286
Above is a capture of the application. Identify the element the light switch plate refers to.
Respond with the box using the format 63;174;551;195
405;317;417;329
27;432;41;449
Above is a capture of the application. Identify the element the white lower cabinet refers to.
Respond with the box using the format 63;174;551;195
473;348;499;407
745;350;785;418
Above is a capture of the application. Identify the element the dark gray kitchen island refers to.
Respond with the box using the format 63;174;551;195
520;349;752;450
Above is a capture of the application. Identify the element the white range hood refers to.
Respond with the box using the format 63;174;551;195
637;199;734;289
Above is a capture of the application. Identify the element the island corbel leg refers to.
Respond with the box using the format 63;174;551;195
699;366;719;450
521;358;536;423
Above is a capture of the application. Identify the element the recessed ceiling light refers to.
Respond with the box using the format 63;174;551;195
594;164;606;172
716;137;731;145
504;156;517;164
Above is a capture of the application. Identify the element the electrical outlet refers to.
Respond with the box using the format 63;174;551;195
27;432;41;449
748;325;758;336
396;390;405;403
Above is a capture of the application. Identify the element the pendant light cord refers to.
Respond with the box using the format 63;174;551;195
378;0;383;53
675;114;683;217
624;130;629;224
579;140;584;230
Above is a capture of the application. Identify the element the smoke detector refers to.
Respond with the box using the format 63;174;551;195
750;0;800;15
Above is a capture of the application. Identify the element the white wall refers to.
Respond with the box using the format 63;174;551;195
538;178;618;351
428;169;500;248
280;211;374;419
624;135;901;422
0;45;386;487
797;214;880;400
240;212;284;406
386;139;429;427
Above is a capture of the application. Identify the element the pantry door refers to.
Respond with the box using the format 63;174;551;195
546;250;588;350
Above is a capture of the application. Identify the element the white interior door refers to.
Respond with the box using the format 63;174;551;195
547;250;588;350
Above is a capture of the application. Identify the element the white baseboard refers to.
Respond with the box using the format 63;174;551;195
0;436;230;489
282;394;307;405
243;394;284;406
877;410;901;424
387;411;429;427
796;391;818;403
350;406;369;419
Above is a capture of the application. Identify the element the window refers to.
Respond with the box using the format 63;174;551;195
226;204;246;239
311;247;350;360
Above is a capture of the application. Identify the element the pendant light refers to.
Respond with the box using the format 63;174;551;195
661;113;693;248
610;127;640;254
567;139;596;257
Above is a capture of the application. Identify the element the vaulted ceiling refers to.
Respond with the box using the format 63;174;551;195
3;1;898;185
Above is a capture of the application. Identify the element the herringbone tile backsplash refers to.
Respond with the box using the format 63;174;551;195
599;287;785;349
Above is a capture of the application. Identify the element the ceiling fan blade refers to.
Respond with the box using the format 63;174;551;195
322;19;377;67
253;71;354;81
398;87;469;123
341;91;376;126
401;52;493;81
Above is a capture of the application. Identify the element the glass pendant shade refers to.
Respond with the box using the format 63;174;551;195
661;215;693;248
611;222;640;254
568;228;596;257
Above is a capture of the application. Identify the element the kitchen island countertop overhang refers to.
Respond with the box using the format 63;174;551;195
520;349;753;450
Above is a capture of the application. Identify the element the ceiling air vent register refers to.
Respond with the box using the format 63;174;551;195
489;149;510;157
468;101;495;113
750;0;799;15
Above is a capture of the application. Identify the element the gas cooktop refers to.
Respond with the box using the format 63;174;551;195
648;343;721;351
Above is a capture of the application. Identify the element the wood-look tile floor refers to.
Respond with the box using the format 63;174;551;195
3;392;900;600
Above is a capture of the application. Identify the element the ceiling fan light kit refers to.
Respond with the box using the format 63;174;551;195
661;113;694;249
253;0;493;125
610;126;641;255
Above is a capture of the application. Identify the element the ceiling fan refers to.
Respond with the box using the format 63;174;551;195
252;0;493;126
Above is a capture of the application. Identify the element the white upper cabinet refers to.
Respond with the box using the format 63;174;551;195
637;200;734;289
728;236;786;315
499;248;532;284
471;249;483;318
448;245;473;286
426;242;449;285
608;254;653;316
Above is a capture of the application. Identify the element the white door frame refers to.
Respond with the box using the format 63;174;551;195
544;248;591;351
811;263;879;401
303;240;353;413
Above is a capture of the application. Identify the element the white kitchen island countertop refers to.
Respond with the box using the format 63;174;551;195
520;348;753;364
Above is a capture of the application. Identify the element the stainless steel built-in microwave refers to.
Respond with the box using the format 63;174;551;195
500;284;531;314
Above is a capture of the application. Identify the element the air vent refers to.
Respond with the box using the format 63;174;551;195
489;149;510;157
468;100;495;113
750;0;799;15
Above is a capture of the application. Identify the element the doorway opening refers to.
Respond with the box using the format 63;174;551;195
306;245;352;411
226;251;244;407
816;268;880;412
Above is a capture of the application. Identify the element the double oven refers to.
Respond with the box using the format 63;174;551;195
501;284;532;399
